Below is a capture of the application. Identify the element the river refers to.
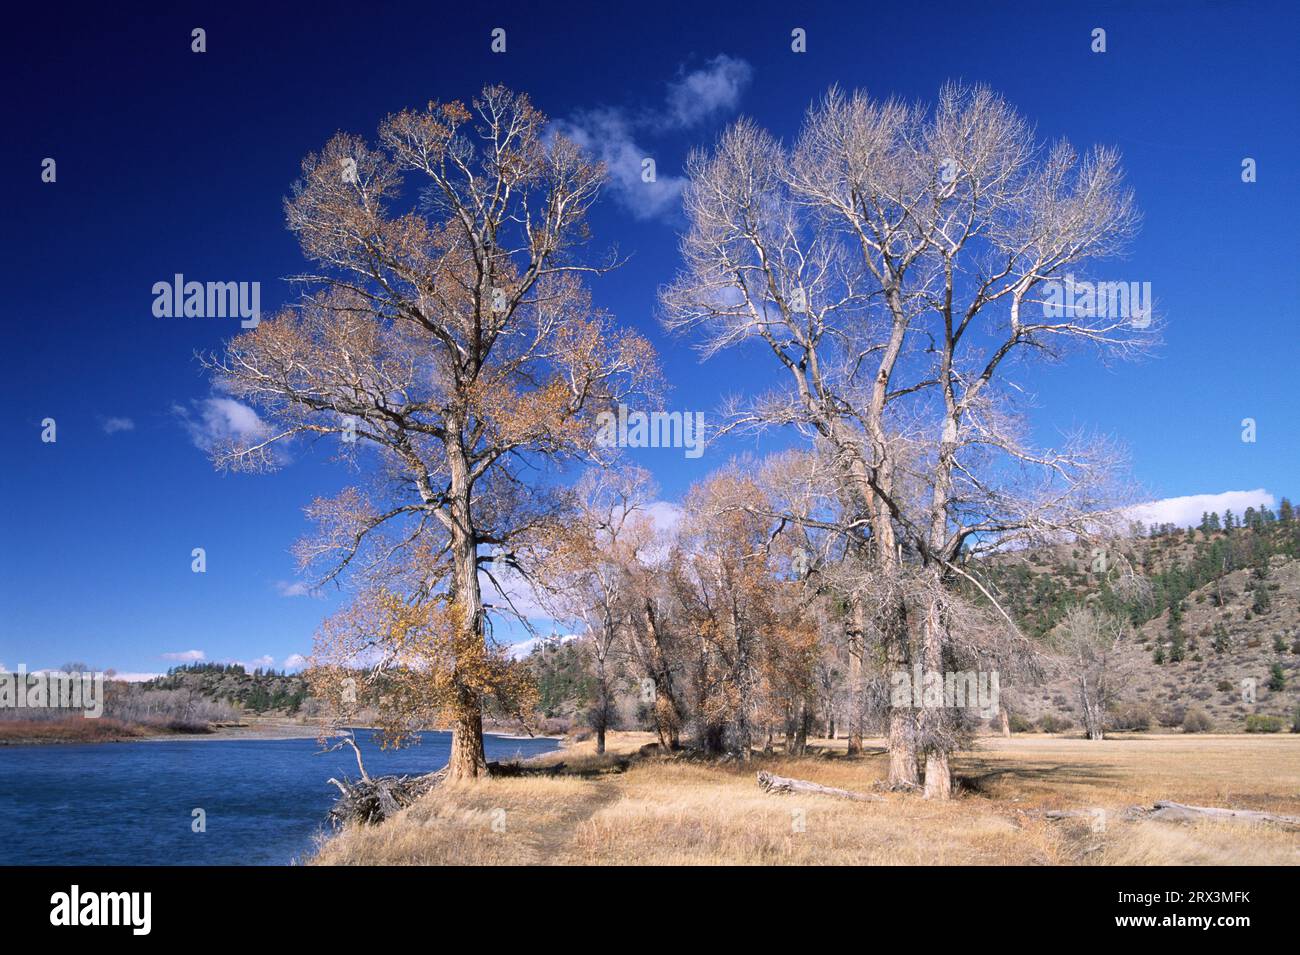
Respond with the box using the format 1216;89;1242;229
0;730;560;865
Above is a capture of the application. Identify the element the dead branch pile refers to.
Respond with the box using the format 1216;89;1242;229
326;771;442;828
757;771;883;802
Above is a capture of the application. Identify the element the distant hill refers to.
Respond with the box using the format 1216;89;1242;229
988;507;1300;733
144;663;311;716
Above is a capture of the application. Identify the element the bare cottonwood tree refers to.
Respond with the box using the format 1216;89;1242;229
204;86;656;780
663;83;1153;796
541;466;658;754
1050;605;1130;740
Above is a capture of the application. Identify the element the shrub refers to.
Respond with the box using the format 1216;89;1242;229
1159;704;1186;728
1245;715;1284;733
1036;714;1072;733
1008;712;1034;733
1216;679;1233;692
1109;703;1152;732
1182;708;1213;733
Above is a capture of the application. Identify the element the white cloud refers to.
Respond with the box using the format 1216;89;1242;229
663;55;753;129
275;580;315;598
1126;489;1275;530
553;54;751;222
101;416;135;435
109;672;164;683
644;500;684;535
174;397;270;452
282;653;308;671
553;109;686;221
161;649;206;662
480;559;552;620
506;633;580;660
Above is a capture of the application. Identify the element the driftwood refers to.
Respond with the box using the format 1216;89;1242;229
1028;801;1300;831
321;730;442;827
1138;800;1300;830
757;771;883;802
326;771;441;827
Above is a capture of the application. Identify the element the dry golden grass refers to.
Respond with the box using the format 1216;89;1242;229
311;731;1300;866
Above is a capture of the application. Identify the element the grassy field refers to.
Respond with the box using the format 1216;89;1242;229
311;731;1300;866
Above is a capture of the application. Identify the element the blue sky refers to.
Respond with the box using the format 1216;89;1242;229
2;0;1296;677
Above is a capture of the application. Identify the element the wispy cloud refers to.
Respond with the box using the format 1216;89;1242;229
554;109;686;221
1127;489;1275;529
663;54;753;129
161;649;206;662
173;396;271;453
282;653;308;671
553;54;752;222
274;580;316;598
101;416;135;435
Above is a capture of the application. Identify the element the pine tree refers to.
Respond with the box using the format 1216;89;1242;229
1280;498;1294;524
1170;629;1186;662
1213;623;1230;654
1268;663;1286;692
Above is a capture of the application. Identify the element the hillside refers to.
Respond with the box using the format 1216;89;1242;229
144;663;312;716
988;513;1300;733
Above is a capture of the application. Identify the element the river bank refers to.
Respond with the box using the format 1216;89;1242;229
311;731;1300;866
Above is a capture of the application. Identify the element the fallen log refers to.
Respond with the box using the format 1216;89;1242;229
1028;801;1300;831
757;770;883;802
1141;800;1300;830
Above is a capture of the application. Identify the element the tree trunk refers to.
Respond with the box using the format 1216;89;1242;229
999;704;1011;738
846;601;867;755
593;648;610;755
638;598;681;751
448;690;487;781
920;584;952;800
884;606;919;788
444;434;488;782
1079;676;1104;740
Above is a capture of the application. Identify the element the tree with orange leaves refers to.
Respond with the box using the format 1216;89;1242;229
203;86;657;780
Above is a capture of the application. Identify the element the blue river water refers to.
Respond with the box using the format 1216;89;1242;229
0;730;559;865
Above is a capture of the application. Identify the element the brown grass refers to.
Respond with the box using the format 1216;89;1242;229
310;731;1300;866
0;717;144;744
